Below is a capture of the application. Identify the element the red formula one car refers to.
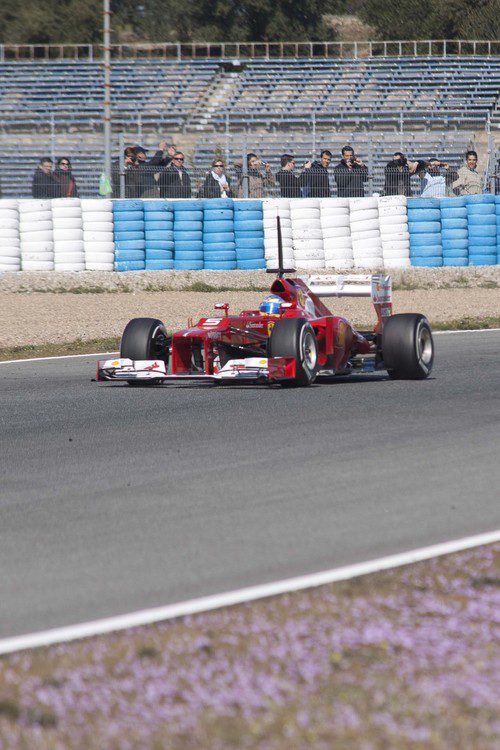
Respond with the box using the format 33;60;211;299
96;272;434;387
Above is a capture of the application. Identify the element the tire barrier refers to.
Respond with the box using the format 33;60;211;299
2;197;500;273
113;199;145;272
407;197;443;267
234;200;265;270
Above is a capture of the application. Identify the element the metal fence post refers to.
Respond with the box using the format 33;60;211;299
311;110;316;159
119;132;125;198
50;114;56;165
242;136;249;199
225;113;230;168
367;138;374;196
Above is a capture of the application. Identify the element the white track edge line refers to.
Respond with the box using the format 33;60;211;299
0;328;498;366
1;529;498;656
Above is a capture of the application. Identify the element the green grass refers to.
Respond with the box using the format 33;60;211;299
0;337;120;362
430;316;500;331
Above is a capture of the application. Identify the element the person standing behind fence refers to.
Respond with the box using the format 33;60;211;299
236;153;274;199
452;150;483;196
276;154;302;198
134;141;175;198
54;157;79;197
199;159;233;198
420;157;457;198
300;150;331;197
333;146;368;198
384;152;425;197
158;152;192;198
31;157;60;199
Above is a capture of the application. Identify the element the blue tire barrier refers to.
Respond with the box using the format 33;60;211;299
440;197;466;208
204;261;237;270
174;231;203;242
146;250;174;260
143;200;171;211
144;220;174;231
145;230;174;241
173;200;202;211
203;243;236;253
114;231;144;241
408;221;441;234
468;226;496;238
174;260;204;270
203;198;234;209
410;256;443;267
442;247;468;258
407;208;441;222
234;210;263;221
234;220;264;232
112;200;143;211
114;249;145;261
114;240;146;251
409;246;443;258
203;221;234;234
114;261;145;271
112;211;144;222
174;220;203;232
468;255;497;265
145;240;175;251
203;232;235;245
409;233;442;246
203;252;237;262
440;207;467;219
465;194;495;204
174;241;203;252
467;204;495;216
233;237;265;250
468;237;496;247
113;220;145;232
204;209;234;221
174;250;204;260
442;239;469;251
440;228;468;239
236;249;265;260
234;200;263;211
468;215;496;226
443;257;468;266
237;259;266;269
234;230;264;239
407;198;440;209
441;219;467;230
145;260;175;270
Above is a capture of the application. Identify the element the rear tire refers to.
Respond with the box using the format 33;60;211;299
120;318;169;385
268;318;319;387
382;313;434;379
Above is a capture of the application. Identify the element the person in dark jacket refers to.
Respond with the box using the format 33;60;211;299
133;141;175;197
54;157;79;197
384;152;425;196
300;150;332;197
158;152;192;198
333;145;369;198
31;157;60;198
199;159;233;198
276;154;302;198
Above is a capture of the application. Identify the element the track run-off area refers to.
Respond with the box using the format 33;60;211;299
0;329;499;647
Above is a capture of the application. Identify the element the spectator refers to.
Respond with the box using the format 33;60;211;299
495;160;500;195
31;157;59;199
199;159;233;198
420;157;458;198
236;153;274;199
158;152;192;198
54;157;79;197
133;141;174;198
112;146;138;198
276;154;302;198
452;150;483;196
333;146;368;198
300;150;332;197
384;152;425;196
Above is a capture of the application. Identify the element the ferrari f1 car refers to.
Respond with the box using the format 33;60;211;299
96;273;434;387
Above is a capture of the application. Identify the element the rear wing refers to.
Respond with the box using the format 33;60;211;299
300;274;393;331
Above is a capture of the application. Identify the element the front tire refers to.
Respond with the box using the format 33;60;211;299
382;313;434;379
120;317;169;371
268;318;319;387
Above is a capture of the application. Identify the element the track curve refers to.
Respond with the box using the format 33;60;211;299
0;331;499;639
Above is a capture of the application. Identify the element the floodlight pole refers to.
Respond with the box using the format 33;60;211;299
103;0;112;178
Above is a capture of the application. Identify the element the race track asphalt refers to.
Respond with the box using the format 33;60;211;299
0;330;499;639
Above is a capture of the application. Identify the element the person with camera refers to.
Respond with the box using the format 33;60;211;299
276;154;302;198
384;152;425;196
133;140;176;198
420;157;458;198
333;146;369;198
235;153;274;198
300;150;332;198
452;150;483;196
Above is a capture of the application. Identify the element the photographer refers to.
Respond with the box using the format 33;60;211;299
112;146;137;198
384;152;425;197
300;150;332;198
276;154;302;198
333;146;368;198
420;157;458;198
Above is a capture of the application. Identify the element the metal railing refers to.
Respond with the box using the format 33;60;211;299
1;40;500;62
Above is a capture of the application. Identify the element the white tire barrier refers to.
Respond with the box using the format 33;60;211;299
263;198;294;269
350;197;383;268
0;200;21;270
378;196;410;267
52;198;84;271
82;199;114;271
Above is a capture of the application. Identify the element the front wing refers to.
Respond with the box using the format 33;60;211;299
96;357;296;384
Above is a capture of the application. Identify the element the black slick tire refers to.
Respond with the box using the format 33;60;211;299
120;318;169;385
268;317;319;387
382;313;434;379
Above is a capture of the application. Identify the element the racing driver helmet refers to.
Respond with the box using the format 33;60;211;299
259;294;283;316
